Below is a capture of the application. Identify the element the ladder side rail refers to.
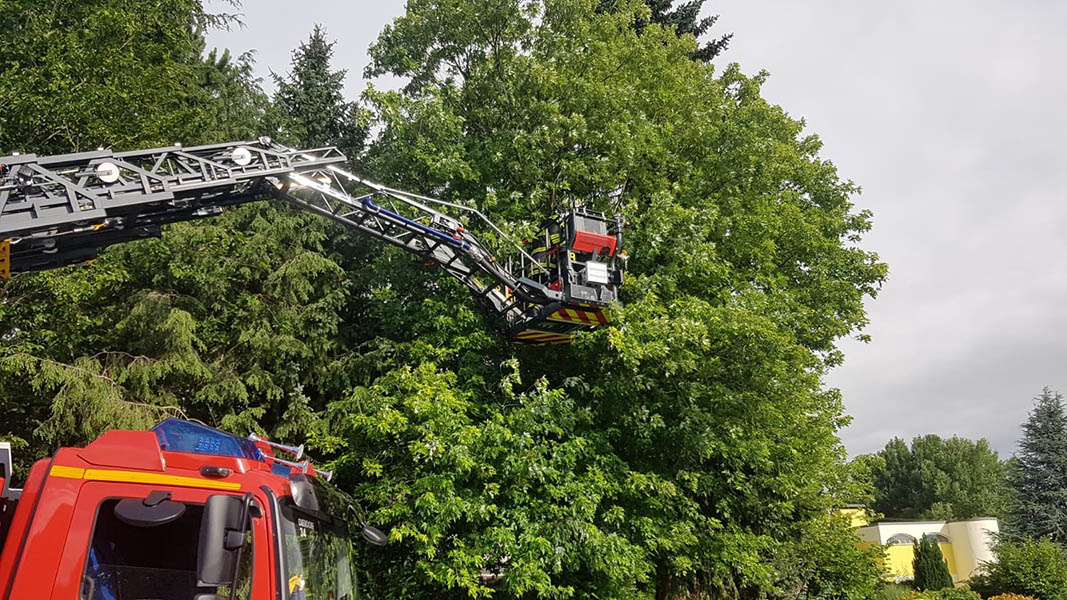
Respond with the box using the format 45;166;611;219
327;166;547;276
272;185;530;323
278;170;557;308
275;175;522;303
0;141;347;240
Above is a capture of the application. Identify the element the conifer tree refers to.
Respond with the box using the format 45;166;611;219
598;0;732;61
272;25;367;157
1007;387;1067;541
913;536;954;591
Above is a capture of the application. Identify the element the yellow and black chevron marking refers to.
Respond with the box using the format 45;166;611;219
547;307;610;326
513;330;574;345
0;239;9;279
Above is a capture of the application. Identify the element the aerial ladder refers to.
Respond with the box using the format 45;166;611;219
0;138;624;344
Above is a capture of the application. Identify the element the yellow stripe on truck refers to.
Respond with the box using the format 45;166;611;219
50;465;241;491
49;466;86;479
0;239;10;279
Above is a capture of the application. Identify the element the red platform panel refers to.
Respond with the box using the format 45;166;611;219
571;230;616;256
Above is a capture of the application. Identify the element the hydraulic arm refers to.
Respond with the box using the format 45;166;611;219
0;138;623;343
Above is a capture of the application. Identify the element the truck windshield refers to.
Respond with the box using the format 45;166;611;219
278;495;360;600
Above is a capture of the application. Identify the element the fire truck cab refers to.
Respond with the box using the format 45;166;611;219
0;419;382;600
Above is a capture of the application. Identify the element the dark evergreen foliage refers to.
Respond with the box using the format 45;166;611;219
599;0;732;61
912;536;953;591
272;24;369;156
1006;387;1067;542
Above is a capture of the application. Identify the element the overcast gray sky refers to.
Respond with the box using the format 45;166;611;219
208;1;1067;458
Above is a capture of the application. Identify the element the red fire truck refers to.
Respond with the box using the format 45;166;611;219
0;418;385;600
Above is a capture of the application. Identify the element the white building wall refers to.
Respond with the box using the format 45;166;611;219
853;518;1000;582
946;518;998;579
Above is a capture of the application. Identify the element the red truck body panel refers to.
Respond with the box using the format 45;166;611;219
0;423;317;600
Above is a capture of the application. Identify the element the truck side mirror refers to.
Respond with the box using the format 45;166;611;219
197;494;247;586
361;524;388;546
347;503;387;546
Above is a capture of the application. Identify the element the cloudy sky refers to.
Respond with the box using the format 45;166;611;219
208;1;1067;458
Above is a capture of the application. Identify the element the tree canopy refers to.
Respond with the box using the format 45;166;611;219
1006;387;1067;542
0;1;887;598
599;0;732;61
0;0;256;154
272;24;368;156
866;434;1011;521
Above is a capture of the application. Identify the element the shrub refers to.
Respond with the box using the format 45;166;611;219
874;583;916;600
970;537;1067;600
886;586;981;600
936;586;981;600
913;536;954;591
986;595;1038;600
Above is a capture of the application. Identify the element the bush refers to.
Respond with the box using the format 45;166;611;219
768;514;886;599
913;537;954;591
936;586;981;600
874;583;916;600
970;537;1067;600
887;587;980;600
986;595;1038;600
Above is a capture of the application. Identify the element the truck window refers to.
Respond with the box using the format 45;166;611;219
82;498;252;600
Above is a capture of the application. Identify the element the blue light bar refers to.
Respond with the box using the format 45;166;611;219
152;418;264;461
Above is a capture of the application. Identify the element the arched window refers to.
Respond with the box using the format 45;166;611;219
923;533;950;543
887;534;917;546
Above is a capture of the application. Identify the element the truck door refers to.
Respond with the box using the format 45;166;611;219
49;483;273;600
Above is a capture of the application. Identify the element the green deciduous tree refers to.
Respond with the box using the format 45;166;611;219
970;537;1067;600
1006;387;1067;542
913;536;953;592
361;0;886;597
0;0;888;598
867;435;1010;521
0;0;246;154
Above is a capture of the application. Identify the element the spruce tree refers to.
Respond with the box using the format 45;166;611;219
913;536;954;591
1007;387;1067;541
643;0;732;61
272;25;367;157
598;0;732;61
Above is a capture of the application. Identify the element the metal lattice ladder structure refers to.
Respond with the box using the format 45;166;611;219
0;138;623;343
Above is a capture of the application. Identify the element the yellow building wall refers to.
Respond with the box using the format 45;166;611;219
884;543;957;579
835;507;871;528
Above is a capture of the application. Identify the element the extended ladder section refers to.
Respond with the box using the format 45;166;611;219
0;139;623;344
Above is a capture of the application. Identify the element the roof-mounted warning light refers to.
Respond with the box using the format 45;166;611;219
152;419;264;461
